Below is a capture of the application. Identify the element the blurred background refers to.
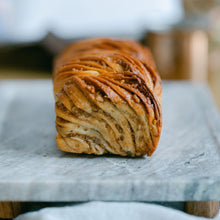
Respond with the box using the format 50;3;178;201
0;0;219;108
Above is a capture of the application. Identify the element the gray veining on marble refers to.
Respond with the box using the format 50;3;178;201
0;80;220;201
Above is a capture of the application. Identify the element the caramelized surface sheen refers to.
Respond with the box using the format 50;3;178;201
53;38;162;156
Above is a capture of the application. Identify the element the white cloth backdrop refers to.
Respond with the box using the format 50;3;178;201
0;0;183;42
14;202;220;220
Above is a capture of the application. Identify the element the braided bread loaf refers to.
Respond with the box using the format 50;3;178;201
53;38;162;157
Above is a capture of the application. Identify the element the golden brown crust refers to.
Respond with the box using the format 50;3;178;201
53;38;162;157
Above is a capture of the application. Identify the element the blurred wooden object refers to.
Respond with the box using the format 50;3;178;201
146;29;208;81
0;202;24;218
183;0;216;16
0;68;50;79
185;201;219;218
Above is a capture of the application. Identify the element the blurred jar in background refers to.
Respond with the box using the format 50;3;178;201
145;0;219;82
146;28;208;81
209;4;220;108
145;0;220;108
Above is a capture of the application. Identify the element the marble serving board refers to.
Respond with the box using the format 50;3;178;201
0;80;220;202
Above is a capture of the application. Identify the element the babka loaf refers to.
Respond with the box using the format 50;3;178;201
53;38;162;157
